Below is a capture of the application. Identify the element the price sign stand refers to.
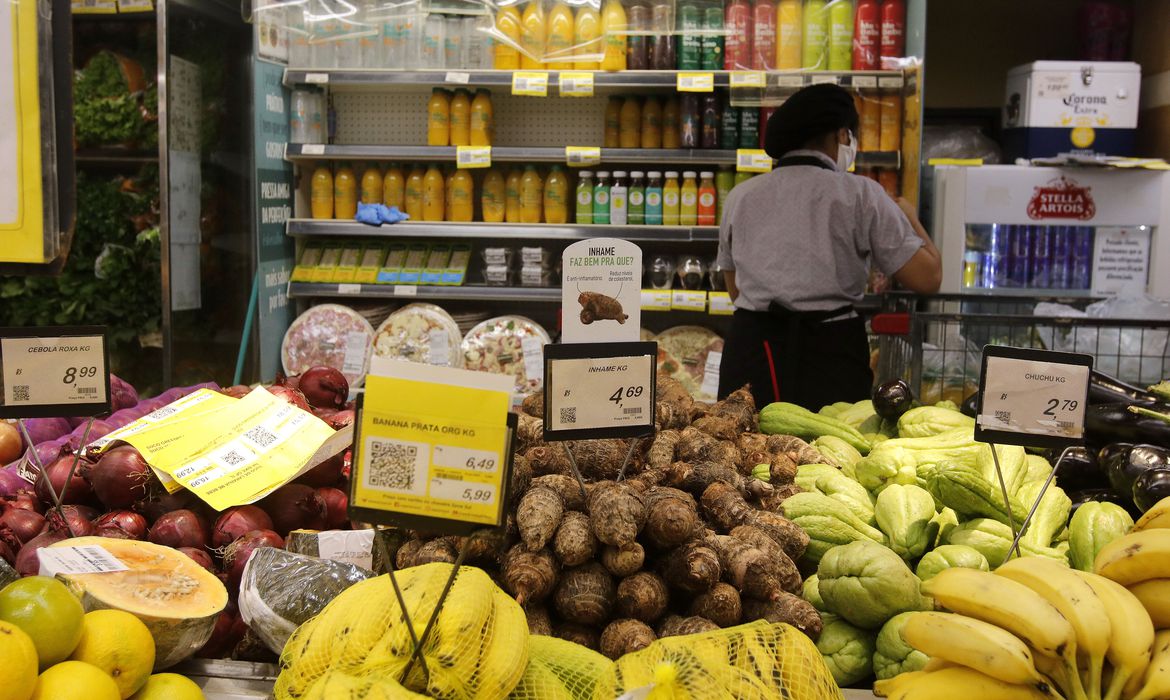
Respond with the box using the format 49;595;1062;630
974;345;1093;560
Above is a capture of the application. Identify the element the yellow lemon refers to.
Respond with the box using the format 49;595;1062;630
69;610;155;699
0;620;38;700
128;673;204;700
0;578;84;669
31;661;120;700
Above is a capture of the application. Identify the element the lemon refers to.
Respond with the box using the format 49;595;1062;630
0;577;84;669
31;661;120;700
69;610;155;699
0;620;38;700
128;673;204;700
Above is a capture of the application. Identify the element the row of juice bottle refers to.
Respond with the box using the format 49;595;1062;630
426;88;495;147
576;169;754;226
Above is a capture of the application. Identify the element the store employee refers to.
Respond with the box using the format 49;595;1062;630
716;83;941;410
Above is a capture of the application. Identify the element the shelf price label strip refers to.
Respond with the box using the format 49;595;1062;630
736;149;773;173
671;290;708;312
512;71;549;97
566;146;602;167
641;289;672;311
456;146;492;169
677;72;715;92
559;72;594;97
730;71;767;89
708;291;734;315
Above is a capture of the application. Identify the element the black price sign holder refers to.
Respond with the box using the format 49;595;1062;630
0;326;110;540
975;345;1093;561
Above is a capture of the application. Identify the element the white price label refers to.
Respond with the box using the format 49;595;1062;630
708;291;735;315
300;144;325;156
811;74;839;85
316;530;375;571
456;146;492;169
430;477;497;505
558;72;595;97
427;329;452;367
337;283;361;295
1;334;108;413
879;75;905;89
676;72;715;92
776;74;805;88
851;75;878;89
730;71;767;88
736;149;773;173
641;289;673;311
566;146;602;167
671;290;708;311
977;353;1091;442
547;354;655;432
394;285;418;296
38;545;128;576
341;331;369;377
433;444;500;472
700;350;722;400
445;71;471;84
512;71;549;97
521;337;544;385
304;73;329;84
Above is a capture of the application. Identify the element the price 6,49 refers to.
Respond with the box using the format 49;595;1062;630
1043;398;1079;416
461;488;493;503
608;385;645;406
63;367;98;384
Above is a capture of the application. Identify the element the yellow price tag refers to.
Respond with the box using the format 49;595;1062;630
927;158;984;166
677;72;715;92
671;290;708;312
512;71;550;96
559;72;595;97
71;0;118;13
641;289;673;311
730;71;767;88
456;146;492;169
566;146;602;167
353;361;513;529
736;149;773;173
708;291;734;315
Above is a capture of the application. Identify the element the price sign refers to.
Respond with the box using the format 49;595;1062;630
879;75;905;89
566;146;602;167
671;290;708;312
730;71;767;88
737;149;773;173
303;73;329;85
851;75;878;89
0;327;110;418
543;342;657;440
811;74;839;85
677;72;715;92
975;346;1093;448
512;71;549;97
444;71;471;84
559;72;595;97
776;74;805;88
641;289;672;311
456;146;492;169
708;291;734;315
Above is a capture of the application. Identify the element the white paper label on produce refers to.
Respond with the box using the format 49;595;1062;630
547;354;654;432
1;335;107;410
342;331;369;377
521;337;544;385
316;530;375;571
561;238;642;343
38;545;128;576
700;351;722;399
428;329;452;367
978;355;1090;440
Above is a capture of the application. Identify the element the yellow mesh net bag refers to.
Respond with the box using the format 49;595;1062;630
274;562;529;700
507;635;616;700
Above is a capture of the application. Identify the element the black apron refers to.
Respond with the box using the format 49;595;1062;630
717;155;873;410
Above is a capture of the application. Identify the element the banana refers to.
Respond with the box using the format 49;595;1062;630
1131;630;1170;700
1128;578;1170;627
1073;570;1155;700
1132;497;1170;531
885;665;1054;700
874;671;929;697
433;568;495;650
736;632;778;684
997;556;1111;700
471;590;529;699
901;612;1050;688
1093;529;1170;586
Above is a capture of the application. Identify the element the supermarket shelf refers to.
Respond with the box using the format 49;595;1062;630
286;219;720;242
284;68;905;91
288;282;562;303
74;148;159;165
285;144;902;169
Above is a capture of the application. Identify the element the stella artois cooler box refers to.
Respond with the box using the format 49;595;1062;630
1003;61;1141;160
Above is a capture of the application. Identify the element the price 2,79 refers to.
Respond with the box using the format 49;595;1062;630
461;488;493;503
1043;399;1079;416
608;385;645;406
63;367;98;385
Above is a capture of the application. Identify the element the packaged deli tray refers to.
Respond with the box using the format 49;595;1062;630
282;303;376;387
655;325;724;402
371;303;463;368
461;315;551;395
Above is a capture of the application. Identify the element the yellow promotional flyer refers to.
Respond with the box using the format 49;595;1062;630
354;359;512;529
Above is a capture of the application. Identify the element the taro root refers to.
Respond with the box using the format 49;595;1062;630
743;594;824;640
524;445;573;477
587;481;646;548
517;486;565;551
600;543;645;578
647;430;682;472
553;512;597;568
688;582;742;627
616;572;669;623
657;615;719;638
599;618;655;659
414;537;459;565
554;562;615;627
554;622;600;651
525;605;553;636
395;539;425;570
503;545;559;605
642;487;701;549
530;474;587;511
658;541;721;594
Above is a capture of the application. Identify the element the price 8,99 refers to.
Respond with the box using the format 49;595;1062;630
63;366;99;384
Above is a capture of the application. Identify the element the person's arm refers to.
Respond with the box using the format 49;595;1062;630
724;270;739;301
890;197;942;294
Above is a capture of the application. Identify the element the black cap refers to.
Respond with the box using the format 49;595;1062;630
764;83;860;159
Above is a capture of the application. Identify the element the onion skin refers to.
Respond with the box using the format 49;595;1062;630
109;373;139;411
315;487;349;530
211;506;274;548
147;509;209;549
35;454;95;506
16;530;65;575
92;510;148;540
0;538;13;566
0;507;46;545
298;367;349;410
222;529;284;588
265;385;310;412
259;484;327;535
178;546;217;573
294;454;344;488
220;385;251;399
328;410;355;431
15;417;72;448
45;505;97;538
88;446;154;509
4;490;43;514
134;490;198;524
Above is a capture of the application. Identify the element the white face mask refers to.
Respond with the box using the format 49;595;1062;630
836;131;857;172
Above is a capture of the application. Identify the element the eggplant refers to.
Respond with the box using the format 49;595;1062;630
1090;370;1169;406
1068;488;1142;520
1105;444;1170;503
1085;403;1170;450
1134;468;1170;512
1098;442;1134;468
1046;446;1108;492
960;391;980;418
872;379;914;421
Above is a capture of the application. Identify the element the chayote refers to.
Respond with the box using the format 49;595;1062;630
975;443;1029;496
943;517;1067;568
874;484;938;561
817;540;926;629
1017;479;1072;549
816;613;878;687
817;472;877;525
783;492;887;564
813;435;864;478
803;574;826;611
1023;454;1053;483
915;544;990;581
872;612;930;680
795;464;845;493
931;507;960;547
1068;502;1134;571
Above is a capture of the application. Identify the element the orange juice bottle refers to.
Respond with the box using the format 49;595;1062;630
679;170;698;226
697;170;716;225
427;88;451;146
574;3;602;69
422;165;446;221
879;91;903;151
505;168;523;223
360;163;383;204
447;169;474;222
859;93;880;152
619;96;642;148
641;96;662;149
543;165;569;224
405;167;425;220
310;165;333;219
470;89;494;146
449;89;472;146
334;163;358;219
604;96;622;148
383;163;405;209
662;97;681;149
521;0;546;70
547;1;575;70
600;0;628;71
482;168;507;222
519;165;544;223
495;5;523;69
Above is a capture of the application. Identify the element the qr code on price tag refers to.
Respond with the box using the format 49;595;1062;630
364;438;428;495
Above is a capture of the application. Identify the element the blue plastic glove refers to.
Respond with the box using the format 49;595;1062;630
355;202;383;225
379;205;409;224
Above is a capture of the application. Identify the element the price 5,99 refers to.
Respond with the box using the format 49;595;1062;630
461;488;493;503
63;367;98;384
608;385;645;406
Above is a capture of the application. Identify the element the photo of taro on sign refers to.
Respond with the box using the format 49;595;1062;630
562;239;642;344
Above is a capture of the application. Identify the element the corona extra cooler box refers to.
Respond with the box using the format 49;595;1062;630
1002;61;1141;160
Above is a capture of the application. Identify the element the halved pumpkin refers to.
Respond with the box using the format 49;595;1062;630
49;537;227;669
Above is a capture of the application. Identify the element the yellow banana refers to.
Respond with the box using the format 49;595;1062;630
922;658;959;672
1073;570;1155;700
736;632;778;684
1093;530;1170;586
433;567;495;650
901;612;1050;688
874;671;929;697
471;590;529;699
886;665;1054;700
510;662;576;700
1132;497;1170;531
1131;630;1170;700
997;556;1111;700
1128;579;1170;627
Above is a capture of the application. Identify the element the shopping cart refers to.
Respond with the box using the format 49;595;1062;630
870;293;1170;405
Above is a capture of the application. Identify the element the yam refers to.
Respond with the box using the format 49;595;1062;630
395;539;425;570
503;545;559;605
677;427;741;467
624;467;666;493
643;486;701;549
524;445;573;476
510;454;533;509
647;430;682;471
517;414;545;451
750;511;810;562
655;401;691;431
728;525;802;593
667;460;768;499
690;415;740;442
706;533;791;601
700;481;758;532
414;537;460;565
525;605;553;636
769;453;799;483
578;291;629;324
569;439;637;481
753;482;803;513
530;474;587;511
554;622;600;651
658;541;721;594
517;486;565;551
765;434;824;465
709;386;757;433
554;563;615;627
656;374;694;415
687;582;742;627
521;392;544;419
743;594;824;640
600;543;645;577
737;433;769;459
657;615;719;638
599;619;656;659
587;481;647;548
616;572;670;623
553;512;597;567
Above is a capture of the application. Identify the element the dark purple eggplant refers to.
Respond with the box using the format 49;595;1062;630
960;391;979;418
1047;446;1107;492
1085;403;1170;450
872;379;914;421
1089;370;1167;406
1134;468;1170;513
1098;442;1135;467
1068;488;1142;520
1105;444;1170;503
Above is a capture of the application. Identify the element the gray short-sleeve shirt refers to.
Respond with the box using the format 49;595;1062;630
716;150;924;312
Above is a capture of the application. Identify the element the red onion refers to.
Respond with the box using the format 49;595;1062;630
109;373;139;411
197;605;245;659
0;468;30;500
222;529;283;588
298;367;349;410
211;506;273;548
95;526;135;540
148;509;209;549
295;454;344;488
0;538;13;566
328;410;355;431
87;446;155;509
265;385;310;413
178;546;217;573
16;530;66;575
66;420;114;452
316;487;349;530
311;406;338;422
93;510;148;540
3;489;42;514
259;484;327;535
45;505;97;538
134;490;197;523
220;385;251;399
16;417;71;447
35;454;95;505
0;507;46;545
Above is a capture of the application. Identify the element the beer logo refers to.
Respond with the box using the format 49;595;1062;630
1027;176;1096;220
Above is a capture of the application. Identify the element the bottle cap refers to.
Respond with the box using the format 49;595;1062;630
631;171;645;178
665;170;679;178
700;171;714;178
648;171;662;178
613;170;628;178
579;170;593;177
597;171;610;178
683;171;697;178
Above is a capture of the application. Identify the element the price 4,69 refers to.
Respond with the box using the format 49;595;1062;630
609;385;645;406
63;367;98;385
